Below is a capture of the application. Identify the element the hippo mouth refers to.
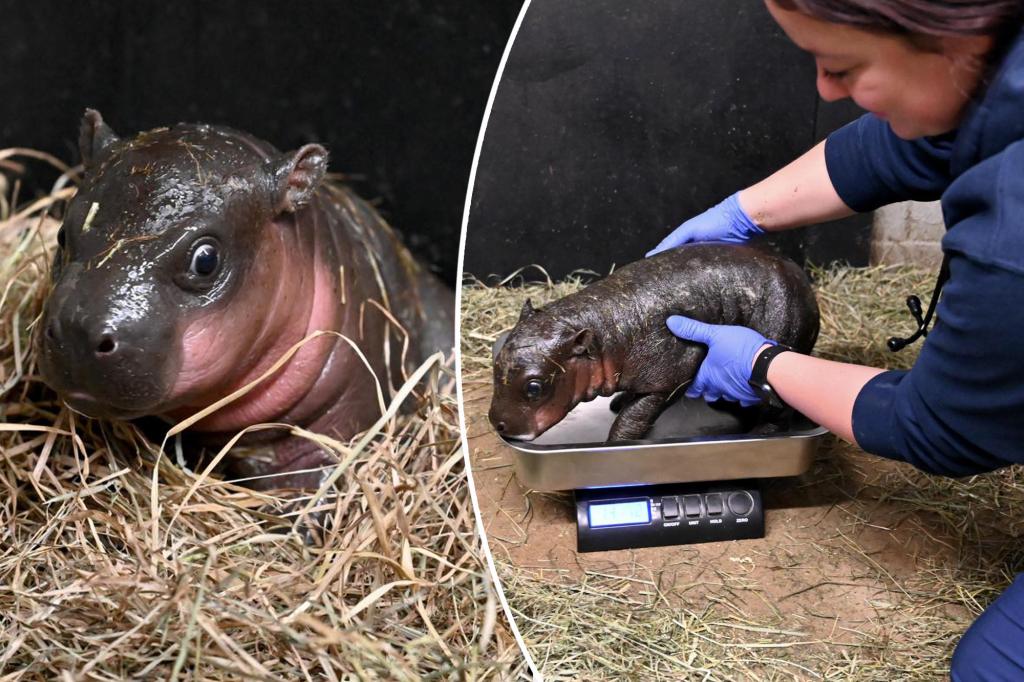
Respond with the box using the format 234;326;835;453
60;390;152;421
492;414;562;442
490;416;542;442
500;430;540;442
491;402;572;442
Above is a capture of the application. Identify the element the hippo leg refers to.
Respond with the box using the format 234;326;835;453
705;399;762;433
225;444;338;492
608;391;635;413
607;393;667;441
222;445;278;486
749;422;783;436
224;444;341;544
748;404;796;435
261;449;339;492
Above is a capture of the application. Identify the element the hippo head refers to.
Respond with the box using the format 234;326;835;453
37;109;329;422
488;299;600;440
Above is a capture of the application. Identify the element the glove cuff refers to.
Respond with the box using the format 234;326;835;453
724;192;765;239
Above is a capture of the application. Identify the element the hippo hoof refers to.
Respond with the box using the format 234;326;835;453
748;422;783;436
608;392;633;413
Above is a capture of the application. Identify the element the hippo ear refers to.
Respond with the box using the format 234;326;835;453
571;329;597;358
265;144;328;213
78;108;120;166
517;298;536;324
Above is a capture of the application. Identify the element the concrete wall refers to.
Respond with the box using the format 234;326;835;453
871;201;944;268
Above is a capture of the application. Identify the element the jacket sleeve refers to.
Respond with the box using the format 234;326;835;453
851;255;1024;476
825;114;956;212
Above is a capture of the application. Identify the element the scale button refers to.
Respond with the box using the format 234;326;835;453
705;493;724;516
682;495;702;518
728;491;755;517
661;497;679;519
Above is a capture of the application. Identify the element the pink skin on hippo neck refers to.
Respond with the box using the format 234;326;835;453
37;110;455;490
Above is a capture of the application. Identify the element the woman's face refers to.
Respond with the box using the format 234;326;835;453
766;0;993;139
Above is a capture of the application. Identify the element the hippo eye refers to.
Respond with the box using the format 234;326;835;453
56;226;66;249
524;379;544;400
189;241;219;277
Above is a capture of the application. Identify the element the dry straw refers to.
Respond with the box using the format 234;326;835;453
462;259;1024;680
0;150;529;681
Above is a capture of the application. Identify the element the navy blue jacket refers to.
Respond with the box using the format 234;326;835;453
824;28;1024;477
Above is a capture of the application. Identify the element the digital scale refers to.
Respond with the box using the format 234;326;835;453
574;480;764;552
493;335;827;553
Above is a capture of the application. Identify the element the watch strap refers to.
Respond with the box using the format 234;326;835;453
748;343;793;408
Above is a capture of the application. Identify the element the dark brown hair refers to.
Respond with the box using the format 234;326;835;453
770;0;1023;39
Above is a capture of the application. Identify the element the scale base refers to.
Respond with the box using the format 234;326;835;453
575;480;764;553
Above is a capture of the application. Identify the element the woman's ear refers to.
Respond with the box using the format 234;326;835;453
939;33;995;64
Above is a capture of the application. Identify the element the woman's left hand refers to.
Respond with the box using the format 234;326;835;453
666;315;773;406
646;192;764;257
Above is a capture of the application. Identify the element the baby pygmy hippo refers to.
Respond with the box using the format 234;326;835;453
37;110;454;489
489;244;819;442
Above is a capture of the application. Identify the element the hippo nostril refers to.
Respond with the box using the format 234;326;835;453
495;421;506;433
95;336;117;356
45;319;58;342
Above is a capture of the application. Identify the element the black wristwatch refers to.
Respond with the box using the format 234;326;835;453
748;343;793;408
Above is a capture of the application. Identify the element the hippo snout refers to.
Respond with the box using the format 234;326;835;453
44;313;118;359
38;279;177;418
488;403;541;441
487;405;515;438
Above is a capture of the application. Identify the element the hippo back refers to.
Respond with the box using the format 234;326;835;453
537;243;819;393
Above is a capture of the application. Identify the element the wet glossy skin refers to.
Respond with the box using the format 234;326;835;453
38;110;454;489
40;119;270;418
489;244;820;441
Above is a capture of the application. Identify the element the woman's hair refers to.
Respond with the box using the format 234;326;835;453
770;0;1023;41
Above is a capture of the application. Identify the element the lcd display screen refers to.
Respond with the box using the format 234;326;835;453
588;499;651;528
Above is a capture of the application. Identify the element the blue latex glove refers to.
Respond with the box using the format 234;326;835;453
666;315;775;407
646;192;764;257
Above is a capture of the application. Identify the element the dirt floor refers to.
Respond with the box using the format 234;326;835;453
461;268;1024;680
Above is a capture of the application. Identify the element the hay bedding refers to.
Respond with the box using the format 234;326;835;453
0;150;528;680
461;264;1024;680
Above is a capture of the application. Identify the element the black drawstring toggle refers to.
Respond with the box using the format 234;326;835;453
887;254;951;352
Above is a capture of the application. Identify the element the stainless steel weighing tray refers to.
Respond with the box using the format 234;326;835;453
498;394;828;491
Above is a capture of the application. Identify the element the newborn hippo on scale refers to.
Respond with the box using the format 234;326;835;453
489;244;819;442
38;110;454;489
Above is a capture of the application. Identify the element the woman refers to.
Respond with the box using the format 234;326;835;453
647;1;1024;678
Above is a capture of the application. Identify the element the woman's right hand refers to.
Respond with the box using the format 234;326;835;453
646;192;763;257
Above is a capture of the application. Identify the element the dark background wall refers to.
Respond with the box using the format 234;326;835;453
0;0;523;285
464;0;872;281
